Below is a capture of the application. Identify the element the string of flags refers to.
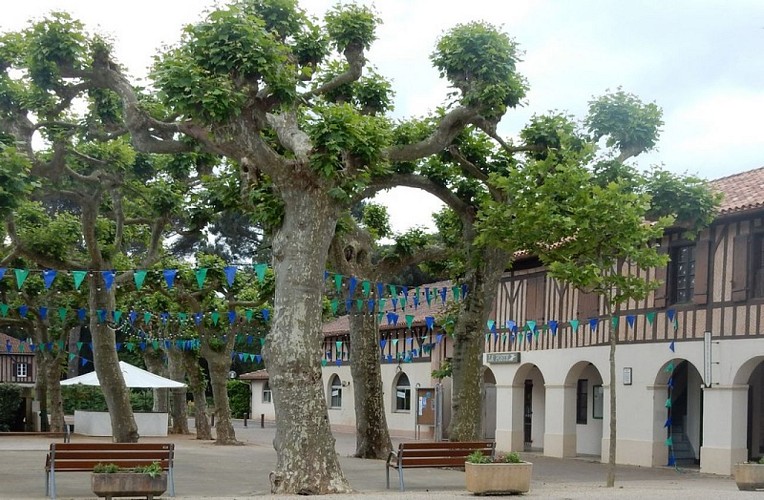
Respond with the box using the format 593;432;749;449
485;308;680;343
665;338;677;467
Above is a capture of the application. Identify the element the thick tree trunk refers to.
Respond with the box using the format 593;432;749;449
183;351;212;440
349;310;392;458
34;360;49;432
46;357;65;433
264;190;351;494
89;280;138;442
167;349;189;435
206;354;238;444
67;326;81;378
143;350;169;413
449;247;506;441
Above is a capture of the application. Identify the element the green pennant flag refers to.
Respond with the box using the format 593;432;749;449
425;289;432;306
113;310;123;324
389;284;396;297
58;307;68;322
18;343;24;353
259;337;266;346
14;268;29;289
57;340;64;350
611;316;619;328
72;270;87;290
254;263;267;284
143;312;152;324
665;436;673;446
152;340;159;351
211;311;220;325
362;280;370;297
379;298;387;311
502;334;507;342
0;304;8;317
356;299;364;312
334;274;342;293
646;311;656;325
452;286;460;301
245;309;253;322
665;398;672;409
392;339;399;346
126;342;135;352
405;314;414;329
68;353;76;361
400;296;407;310
570;319;580;331
673;318;679;331
377;312;384;323
76;342;83;351
665;362;674;373
178;312;187;324
195;268;208;289
330;299;339;315
321;358;328;367
485;333;490;343
335;341;343;351
134;270;148;290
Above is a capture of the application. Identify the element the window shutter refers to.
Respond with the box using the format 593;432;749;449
731;234;750;302
693;239;712;305
525;274;546;321
577;291;600;319
653;246;669;308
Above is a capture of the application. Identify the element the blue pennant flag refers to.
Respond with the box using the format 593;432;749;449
19;305;28;318
81;358;88;367
626;315;636;328
506;320;517;332
380;339;387;350
255;354;262;363
376;282;384;298
548;320;558;335
228;311;236;324
261;308;270;322
0;268;5;281
77;308;87;322
589;318;599;332
462;283;468;298
129;311;137;325
667;309;676;323
425;316;435;331
367;299;375;312
39;306;48;320
667;376;674;388
194;312;203;325
413;294;420;309
348;276;358;297
669;340;675;352
439;287;447;304
42;269;57;289
224;266;237;287
163;269;177;289
436;333;443;343
391;298;398;311
97;309;106;323
386;312;396;325
345;299;353;311
102;270;116;290
160;312;169;324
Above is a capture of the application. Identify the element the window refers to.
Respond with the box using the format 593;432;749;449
670;244;695;304
395;373;411;411
592;385;603;419
329;375;342;408
262;381;272;403
754;234;764;298
15;362;28;379
576;379;588;424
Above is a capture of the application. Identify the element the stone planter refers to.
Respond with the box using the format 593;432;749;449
465;461;532;495
734;463;764;491
91;472;167;499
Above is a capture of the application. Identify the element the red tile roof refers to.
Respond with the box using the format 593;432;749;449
239;368;269;380
322;280;453;336
0;332;27;352
710;166;764;216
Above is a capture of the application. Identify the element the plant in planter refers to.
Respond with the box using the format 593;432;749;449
734;456;764;491
465;450;532;495
91;461;167;499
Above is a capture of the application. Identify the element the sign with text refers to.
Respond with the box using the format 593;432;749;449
486;352;521;364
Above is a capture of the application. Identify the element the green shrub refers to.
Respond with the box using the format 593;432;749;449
466;450;492;464
227;379;251;418
0;384;23;431
63;386;156;413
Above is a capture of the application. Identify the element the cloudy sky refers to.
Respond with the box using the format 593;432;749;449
3;1;764;233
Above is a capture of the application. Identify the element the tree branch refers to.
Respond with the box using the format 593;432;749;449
386;106;479;162
301;43;365;100
362;173;473;216
447;145;503;201
375;244;452;278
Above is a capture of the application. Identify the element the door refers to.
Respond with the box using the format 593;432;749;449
482;384;497;440
524;379;533;449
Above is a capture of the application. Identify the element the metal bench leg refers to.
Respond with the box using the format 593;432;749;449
386;466;390;489
398;465;404;491
49;470;56;499
169;467;175;496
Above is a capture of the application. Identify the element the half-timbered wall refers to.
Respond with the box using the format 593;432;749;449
0;354;36;384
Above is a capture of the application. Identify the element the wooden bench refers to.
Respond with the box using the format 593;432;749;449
45;442;175;499
386;440;495;491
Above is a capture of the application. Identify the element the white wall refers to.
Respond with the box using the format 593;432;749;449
576;367;604;456
248;380;275;422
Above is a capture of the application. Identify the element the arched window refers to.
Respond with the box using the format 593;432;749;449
262;381;272;403
394;373;411;411
329;374;342;408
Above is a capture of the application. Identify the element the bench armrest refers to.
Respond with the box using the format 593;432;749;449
386;450;398;467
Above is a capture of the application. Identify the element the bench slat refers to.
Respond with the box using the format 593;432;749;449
397;448;493;459
49;451;172;460
47;459;171;471
396;441;494;450
397;457;473;468
51;443;171;451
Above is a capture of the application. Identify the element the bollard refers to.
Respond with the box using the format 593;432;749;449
261;413;265;428
244;412;249;427
211;413;215;427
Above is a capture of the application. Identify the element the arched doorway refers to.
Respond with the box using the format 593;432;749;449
512;364;546;452
656;359;703;466
734;356;764;460
564;361;604;457
482;368;497;440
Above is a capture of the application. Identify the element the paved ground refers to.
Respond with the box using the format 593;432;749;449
0;419;753;499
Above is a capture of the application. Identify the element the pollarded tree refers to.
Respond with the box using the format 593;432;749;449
5;2;526;491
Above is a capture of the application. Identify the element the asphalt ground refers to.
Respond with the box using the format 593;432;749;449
0;419;753;499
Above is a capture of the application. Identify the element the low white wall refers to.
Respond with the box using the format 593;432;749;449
74;410;168;436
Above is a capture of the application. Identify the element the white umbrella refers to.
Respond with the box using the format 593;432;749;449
61;361;186;388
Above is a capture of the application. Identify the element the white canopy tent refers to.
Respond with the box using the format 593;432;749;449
61;361;186;388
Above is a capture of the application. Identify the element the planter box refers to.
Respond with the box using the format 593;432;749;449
465;461;532;495
734;463;764;491
91;472;167;499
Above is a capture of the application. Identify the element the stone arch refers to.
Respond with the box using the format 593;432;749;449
562;361;604;457
734;356;764;460
482;367;497;439
511;363;546;451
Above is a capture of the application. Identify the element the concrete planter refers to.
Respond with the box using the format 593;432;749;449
91;472;167;499
734;463;764;491
465;461;532;495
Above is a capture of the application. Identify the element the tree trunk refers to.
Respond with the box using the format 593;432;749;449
67;326;81;378
449;247;506;441
183;351;212;440
89;279;138;442
46;357;65;433
167;349;189;434
143;349;169;413
349;310;392;458
607;315;617;487
264;189;351;494
34;359;49;432
206;354;238;444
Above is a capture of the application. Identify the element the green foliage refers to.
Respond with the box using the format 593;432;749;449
324;4;380;52
431;358;452;380
0;144;35;219
134;461;164;477
0;384;23;432
227;379;251;418
497;451;522;463
586;89;663;157
431;22;527;117
25;12;88;89
94;461;163;477
466;450;492;463
62;385;107;413
466;450;522;464
93;462;121;473
360;202;391;240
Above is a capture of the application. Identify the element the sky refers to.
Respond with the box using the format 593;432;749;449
3;0;764;235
